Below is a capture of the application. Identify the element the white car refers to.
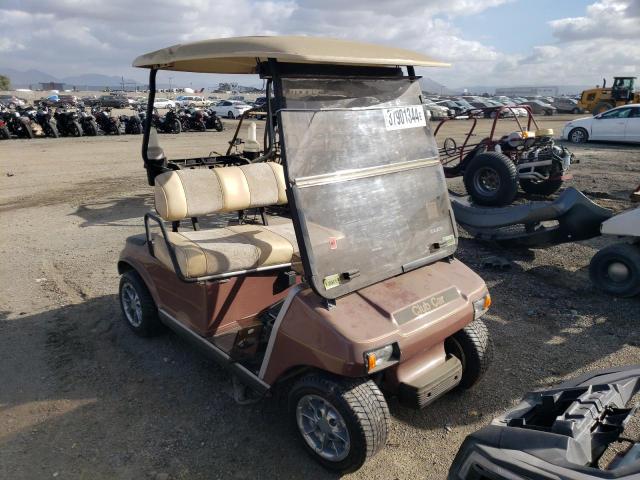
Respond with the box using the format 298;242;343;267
153;98;176;108
175;95;210;107
211;100;252;119
563;104;640;144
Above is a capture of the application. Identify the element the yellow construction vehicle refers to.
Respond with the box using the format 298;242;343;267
578;76;639;114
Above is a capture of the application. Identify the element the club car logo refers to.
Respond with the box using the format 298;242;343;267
394;287;459;325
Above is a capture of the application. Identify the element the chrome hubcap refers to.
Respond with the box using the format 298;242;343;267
607;261;630;283
296;394;350;462
121;283;143;327
473;167;501;194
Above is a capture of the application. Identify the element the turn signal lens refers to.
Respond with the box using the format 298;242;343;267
364;344;395;372
367;353;377;371
473;293;491;320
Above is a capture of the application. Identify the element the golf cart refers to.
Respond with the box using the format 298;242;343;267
436;106;575;206
118;36;493;473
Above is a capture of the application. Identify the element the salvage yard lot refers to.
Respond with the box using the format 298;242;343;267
1;116;639;479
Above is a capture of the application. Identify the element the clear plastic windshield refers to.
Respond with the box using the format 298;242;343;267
280;78;457;299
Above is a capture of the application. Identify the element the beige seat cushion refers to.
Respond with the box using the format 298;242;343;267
153;223;299;278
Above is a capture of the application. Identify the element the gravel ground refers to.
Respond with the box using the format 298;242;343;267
0;116;639;480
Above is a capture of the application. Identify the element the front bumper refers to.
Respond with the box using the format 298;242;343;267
398;355;462;408
449;365;640;479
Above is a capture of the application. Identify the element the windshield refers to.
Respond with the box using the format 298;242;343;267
280;77;456;299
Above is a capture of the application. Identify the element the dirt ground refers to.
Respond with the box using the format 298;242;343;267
1;115;639;480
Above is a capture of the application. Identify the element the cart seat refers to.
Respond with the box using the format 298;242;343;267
152;223;298;278
151;163;294;279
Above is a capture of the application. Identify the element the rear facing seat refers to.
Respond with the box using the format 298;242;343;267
148;162;298;280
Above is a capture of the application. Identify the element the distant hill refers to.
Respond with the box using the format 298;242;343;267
0;67;58;87
0;68;139;88
420;77;450;94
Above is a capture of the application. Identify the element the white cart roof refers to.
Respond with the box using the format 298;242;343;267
132;36;449;74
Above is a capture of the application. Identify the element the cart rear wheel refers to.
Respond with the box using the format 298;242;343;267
0;125;10;139
519;178;563;196
589;243;640;297
119;270;164;336
289;374;389;473
463;152;518;206
445;318;493;389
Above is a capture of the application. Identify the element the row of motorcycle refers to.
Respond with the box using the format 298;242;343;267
0;105;225;140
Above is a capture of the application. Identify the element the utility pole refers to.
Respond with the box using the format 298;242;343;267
169;76;173;96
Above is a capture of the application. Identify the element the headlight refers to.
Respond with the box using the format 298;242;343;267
473;293;491;320
364;344;396;372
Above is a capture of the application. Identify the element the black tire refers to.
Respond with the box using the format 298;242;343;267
519;178;563;196
227;110;235;119
568;127;588;143
172;120;182;133
0;125;10;139
85;120;98;136
112;122;121;135
214;117;223;131
46;120;59;138
20;119;34;139
288;374;390;474
572;107;580;114
445;318;493;389
593;102;614;115
118;270;164;336
544;109;553;116
589;243;640;298
72;121;83;137
463;152;518;206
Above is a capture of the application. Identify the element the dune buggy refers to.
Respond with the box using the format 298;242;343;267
436;106;575;206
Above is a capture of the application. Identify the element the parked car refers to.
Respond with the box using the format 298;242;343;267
252;96;267;109
210;100;252;119
563;104;640;144
467;99;514;118
175;95;210;107
0;95;27;108
96;95;130;108
153;97;176;109
423;100;451;119
518;99;556;116
550;97;583;114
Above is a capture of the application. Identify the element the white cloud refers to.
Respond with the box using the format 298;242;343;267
0;0;637;89
550;0;640;40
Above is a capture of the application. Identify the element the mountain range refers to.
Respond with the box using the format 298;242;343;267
0;67;139;88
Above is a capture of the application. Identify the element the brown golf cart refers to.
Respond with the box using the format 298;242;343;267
435;106;575;206
118;36;493;473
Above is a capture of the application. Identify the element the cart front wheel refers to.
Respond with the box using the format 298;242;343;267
589;243;640;297
289;374;389;474
463;152;518;206
445;318;493;389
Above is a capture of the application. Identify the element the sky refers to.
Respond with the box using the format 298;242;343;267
0;0;639;88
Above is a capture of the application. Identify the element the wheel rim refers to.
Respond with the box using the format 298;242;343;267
296;394;350;462
606;261;631;283
473;167;501;195
571;129;585;143
121;282;143;327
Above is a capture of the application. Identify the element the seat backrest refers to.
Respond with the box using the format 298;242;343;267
154;162;287;221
